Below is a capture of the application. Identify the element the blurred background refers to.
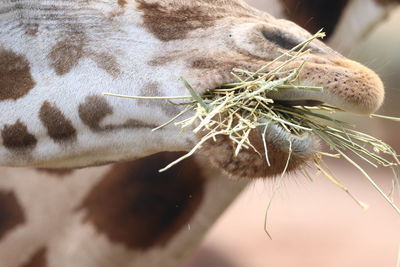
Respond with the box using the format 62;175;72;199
185;2;400;267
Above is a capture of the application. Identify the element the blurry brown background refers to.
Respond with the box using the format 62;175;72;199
184;3;400;267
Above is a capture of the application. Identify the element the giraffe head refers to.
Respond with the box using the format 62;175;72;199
0;0;384;178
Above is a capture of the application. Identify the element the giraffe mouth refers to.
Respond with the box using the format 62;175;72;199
255;98;327;159
199;57;384;178
266;88;343;111
257;113;319;163
259;118;318;155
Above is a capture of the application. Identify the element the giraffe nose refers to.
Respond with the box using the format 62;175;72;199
265;58;385;114
261;26;337;56
328;59;385;114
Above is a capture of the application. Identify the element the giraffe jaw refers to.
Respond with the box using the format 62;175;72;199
197;115;319;179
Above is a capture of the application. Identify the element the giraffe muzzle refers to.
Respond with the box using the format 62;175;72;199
264;58;385;114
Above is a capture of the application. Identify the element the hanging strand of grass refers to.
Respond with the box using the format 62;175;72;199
314;156;369;210
337;150;400;215
370;114;400;122
397;245;400;267
263;179;282;240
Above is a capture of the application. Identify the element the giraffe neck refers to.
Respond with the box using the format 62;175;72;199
0;153;248;267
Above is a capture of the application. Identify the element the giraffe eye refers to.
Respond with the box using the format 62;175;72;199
261;28;301;51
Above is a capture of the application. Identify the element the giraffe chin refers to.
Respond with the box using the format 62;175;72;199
198;122;319;179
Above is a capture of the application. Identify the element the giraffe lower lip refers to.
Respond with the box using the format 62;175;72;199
259;119;317;155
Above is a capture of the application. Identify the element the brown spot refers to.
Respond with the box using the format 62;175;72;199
0;48;36;101
36;168;75;177
139;83;179;116
139;82;162;100
49;33;85;76
80;152;205;250
148;55;179;66
90;51;121;77
49;28;120;77
79;95;113;131
191;58;221;69
2;120;37;150
39;101;77;143
109;9;125;17
281;0;350;38
118;118;157;129
137;0;220;41
78;95;156;131
25;23;39;36
0;190;25;240
21;247;47;267
191;58;239;70
118;0;127;7
147;49;199;66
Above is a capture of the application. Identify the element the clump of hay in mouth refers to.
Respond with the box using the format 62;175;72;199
104;31;400;215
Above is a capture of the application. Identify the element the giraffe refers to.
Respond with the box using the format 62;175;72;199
0;0;397;267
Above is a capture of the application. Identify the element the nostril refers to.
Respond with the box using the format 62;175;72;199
261;28;324;54
261;28;301;51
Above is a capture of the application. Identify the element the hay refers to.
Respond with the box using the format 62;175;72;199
397;246;400;267
103;30;400;215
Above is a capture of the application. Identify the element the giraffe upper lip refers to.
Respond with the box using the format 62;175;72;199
257;58;385;114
